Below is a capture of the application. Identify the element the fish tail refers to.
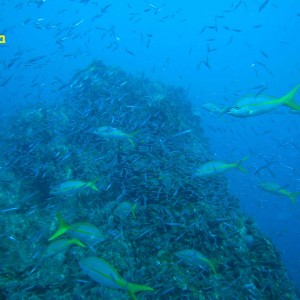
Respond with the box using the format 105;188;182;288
288;192;300;205
128;138;135;147
127;282;154;300
235;156;249;173
281;84;300;111
130;130;139;137
128;130;139;147
207;260;218;275
48;212;71;241
90;184;99;191
131;203;137;220
69;238;86;247
201;257;218;274
87;178;99;191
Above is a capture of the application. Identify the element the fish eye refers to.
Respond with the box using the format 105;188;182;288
235;105;239;110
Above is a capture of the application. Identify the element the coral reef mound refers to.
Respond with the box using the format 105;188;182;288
0;61;298;299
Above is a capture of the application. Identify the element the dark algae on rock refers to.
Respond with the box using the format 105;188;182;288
0;61;298;299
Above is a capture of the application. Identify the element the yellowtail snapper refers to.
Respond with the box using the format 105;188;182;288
195;156;249;177
69;223;106;244
227;84;300;117
93;126;138;147
44;238;85;257
113;201;137;220
50;178;99;195
49;212;106;244
175;249;217;274
79;256;154;300
258;181;300;205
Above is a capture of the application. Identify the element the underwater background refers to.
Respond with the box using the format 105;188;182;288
1;0;300;299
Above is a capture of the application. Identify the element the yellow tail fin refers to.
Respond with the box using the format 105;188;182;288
128;138;135;147
128;130;139;147
235;156;249;173
69;238;86;248
87;178;99;191
127;282;154;300
288;192;300;205
281;84;300;111
48;212;71;241
131;204;137;220
207;259;218;275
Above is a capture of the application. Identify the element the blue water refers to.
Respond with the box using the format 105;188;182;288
1;0;300;292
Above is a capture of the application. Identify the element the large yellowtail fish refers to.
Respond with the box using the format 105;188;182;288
79;256;154;300
195;156;249;177
259;181;300;205
49;212;106;245
44;238;85;257
227;84;300;117
175;249;217;274
50;178;99;195
93;126;138;147
113;201;137;221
